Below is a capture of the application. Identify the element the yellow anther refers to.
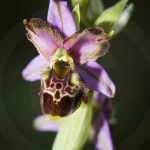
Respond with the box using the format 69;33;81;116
48;115;60;121
23;19;27;25
109;30;114;37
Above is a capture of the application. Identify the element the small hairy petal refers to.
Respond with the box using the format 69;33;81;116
24;18;63;61
94;112;113;150
76;61;115;98
22;55;49;81
33;114;60;132
63;27;110;65
47;0;77;38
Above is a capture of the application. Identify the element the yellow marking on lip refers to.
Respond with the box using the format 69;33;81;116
71;77;78;85
40;69;50;80
48;115;60;121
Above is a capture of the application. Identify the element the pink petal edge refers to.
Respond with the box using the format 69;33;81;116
24;18;63;61
63;27;110;65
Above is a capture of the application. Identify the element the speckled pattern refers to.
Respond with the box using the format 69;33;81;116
39;61;89;117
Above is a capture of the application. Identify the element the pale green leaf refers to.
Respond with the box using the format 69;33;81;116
52;91;93;150
90;0;104;16
71;0;88;9
71;0;90;28
86;0;104;23
72;4;80;31
112;3;134;36
94;0;128;33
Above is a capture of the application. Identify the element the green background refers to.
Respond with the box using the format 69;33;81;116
0;0;150;149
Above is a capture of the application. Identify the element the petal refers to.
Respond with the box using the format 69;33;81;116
47;0;77;38
63;27;110;65
94;91;106;105
112;3;134;36
94;111;113;150
94;92;114;119
24;18;63;61
33;114;60;132
76;61;115;98
22;55;49;81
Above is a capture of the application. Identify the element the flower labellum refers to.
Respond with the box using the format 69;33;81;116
39;48;89;120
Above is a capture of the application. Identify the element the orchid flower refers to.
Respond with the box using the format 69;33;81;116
22;0;117;149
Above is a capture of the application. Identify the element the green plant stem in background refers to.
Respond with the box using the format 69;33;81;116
94;0;128;33
72;4;80;31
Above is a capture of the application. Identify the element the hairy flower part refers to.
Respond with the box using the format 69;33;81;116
39;48;89;120
23;18;111;64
